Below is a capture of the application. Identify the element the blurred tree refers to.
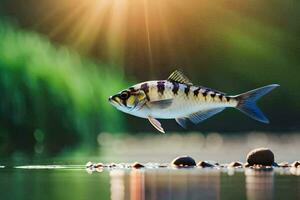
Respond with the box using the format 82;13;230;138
0;20;127;156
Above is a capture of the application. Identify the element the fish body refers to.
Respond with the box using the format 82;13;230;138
109;70;279;133
122;80;237;119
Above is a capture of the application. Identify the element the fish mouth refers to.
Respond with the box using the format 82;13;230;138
108;95;122;107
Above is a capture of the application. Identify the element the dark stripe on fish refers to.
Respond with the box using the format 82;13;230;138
172;82;179;95
193;87;200;96
128;87;136;92
226;96;231;102
184;85;190;96
157;81;165;95
140;83;150;101
122;99;127;107
219;94;224;101
202;90;208;97
140;83;149;93
210;93;216;98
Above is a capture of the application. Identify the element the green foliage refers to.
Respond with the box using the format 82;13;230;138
0;20;127;156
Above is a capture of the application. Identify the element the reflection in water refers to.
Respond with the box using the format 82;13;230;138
110;169;220;200
245;169;274;200
110;170;126;200
130;170;145;200
0;167;299;200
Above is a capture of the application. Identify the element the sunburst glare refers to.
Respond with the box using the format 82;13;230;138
34;0;195;70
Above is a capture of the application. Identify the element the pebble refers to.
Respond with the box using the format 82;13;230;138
246;148;274;166
228;161;243;168
132;162;144;169
86;161;94;168
109;163;117;168
278;162;290;168
197;161;215;168
244;162;250;168
171;156;196;167
85;158;299;172
159;163;168;168
291;161;300;168
94;163;104;168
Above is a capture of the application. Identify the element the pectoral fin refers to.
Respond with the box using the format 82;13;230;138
147;99;173;109
148;116;165;133
188;108;225;124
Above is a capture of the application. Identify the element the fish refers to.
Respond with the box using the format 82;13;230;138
108;70;279;133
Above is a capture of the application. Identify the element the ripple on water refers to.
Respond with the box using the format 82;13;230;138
14;165;84;170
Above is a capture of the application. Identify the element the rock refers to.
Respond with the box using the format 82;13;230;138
278;162;289;168
94;163;104;168
246;148;274;166
86;161;94;168
244;162;250;168
291;161;300;168
228;161;243;168
132;162;144;169
219;164;227;168
171;156;196;167
197;161;215;168
159;163;168;168
109;163;117;168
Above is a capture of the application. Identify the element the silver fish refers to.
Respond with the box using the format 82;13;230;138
109;70;279;133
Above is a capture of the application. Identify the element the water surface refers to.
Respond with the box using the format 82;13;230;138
0;166;299;200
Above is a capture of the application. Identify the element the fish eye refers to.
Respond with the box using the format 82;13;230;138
120;91;130;100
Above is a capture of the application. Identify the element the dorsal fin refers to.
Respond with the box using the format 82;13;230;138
167;70;193;85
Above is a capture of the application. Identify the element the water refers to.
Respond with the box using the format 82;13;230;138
1;133;300;199
0;166;299;200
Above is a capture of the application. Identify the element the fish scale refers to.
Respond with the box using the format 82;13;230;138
132;80;236;119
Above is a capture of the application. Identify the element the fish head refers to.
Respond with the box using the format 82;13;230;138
109;88;147;113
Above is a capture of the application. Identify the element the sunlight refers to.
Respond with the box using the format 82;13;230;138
143;0;154;71
106;0;128;65
35;0;173;67
33;0;229;72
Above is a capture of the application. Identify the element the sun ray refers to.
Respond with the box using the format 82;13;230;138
35;1;72;30
142;0;154;75
156;1;176;63
30;0;199;73
71;0;111;53
106;0;128;66
65;1;100;48
48;3;86;39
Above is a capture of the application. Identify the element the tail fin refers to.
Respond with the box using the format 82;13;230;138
235;84;279;123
